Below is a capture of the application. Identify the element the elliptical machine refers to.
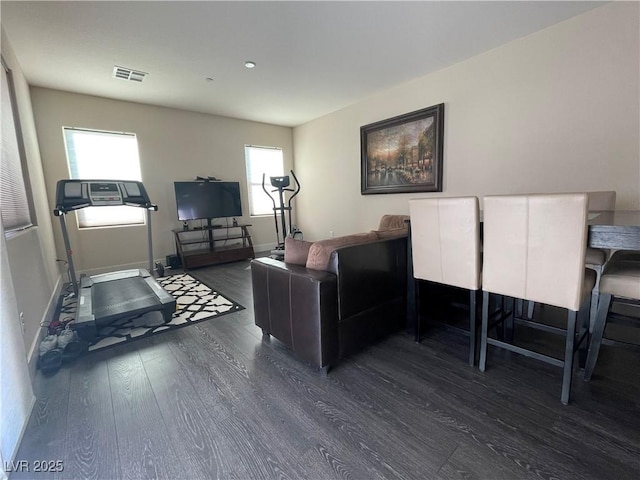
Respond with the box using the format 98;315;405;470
262;170;301;258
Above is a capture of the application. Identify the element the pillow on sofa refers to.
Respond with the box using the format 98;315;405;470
372;228;408;240
378;214;410;231
306;232;378;271
284;237;313;265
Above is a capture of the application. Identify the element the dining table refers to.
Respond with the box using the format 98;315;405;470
587;210;640;250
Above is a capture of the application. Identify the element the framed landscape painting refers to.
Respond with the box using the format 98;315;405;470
361;103;444;195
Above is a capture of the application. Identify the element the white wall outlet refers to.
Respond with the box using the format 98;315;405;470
329;230;334;238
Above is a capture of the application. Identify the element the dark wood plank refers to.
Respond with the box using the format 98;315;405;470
107;349;183;480
435;443;539;480
10;368;71;479
189;259;256;316
142;352;232;479
353;340;574;479
134;332;175;363
165;323;363;479
62;351;119;480
196;317;458;479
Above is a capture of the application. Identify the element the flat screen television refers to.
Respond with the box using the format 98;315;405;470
174;181;242;221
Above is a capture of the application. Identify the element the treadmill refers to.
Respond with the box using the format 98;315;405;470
53;179;176;341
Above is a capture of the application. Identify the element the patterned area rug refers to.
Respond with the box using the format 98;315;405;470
57;273;244;352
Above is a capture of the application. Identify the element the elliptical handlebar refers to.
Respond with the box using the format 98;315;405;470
286;170;300;238
261;173;276;208
289;170;301;203
262;173;282;246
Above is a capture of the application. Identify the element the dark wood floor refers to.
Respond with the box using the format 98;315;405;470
11;260;640;480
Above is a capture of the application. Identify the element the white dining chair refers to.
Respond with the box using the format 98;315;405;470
479;193;595;405
519;191;615;327
409;196;481;366
585;191;616;326
584;250;640;381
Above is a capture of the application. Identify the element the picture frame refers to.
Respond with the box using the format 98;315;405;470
361;103;444;195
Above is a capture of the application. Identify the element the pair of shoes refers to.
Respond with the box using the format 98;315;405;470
58;328;88;362
39;349;63;376
38;331;88;376
39;334;58;356
57;329;74;348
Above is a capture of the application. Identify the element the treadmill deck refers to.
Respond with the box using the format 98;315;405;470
75;269;176;340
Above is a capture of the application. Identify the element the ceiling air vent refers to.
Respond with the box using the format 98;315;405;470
112;66;147;82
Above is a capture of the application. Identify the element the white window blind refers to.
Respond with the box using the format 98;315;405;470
1;59;33;232
63;128;144;228
244;145;284;216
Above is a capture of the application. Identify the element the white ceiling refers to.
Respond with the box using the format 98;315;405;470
2;1;604;127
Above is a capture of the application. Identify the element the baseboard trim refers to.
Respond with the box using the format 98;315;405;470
79;258;172;277
254;242;278;253
27;274;63;381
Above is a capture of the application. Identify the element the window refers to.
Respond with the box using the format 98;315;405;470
1;57;33;233
244;145;284;216
63;128;144;228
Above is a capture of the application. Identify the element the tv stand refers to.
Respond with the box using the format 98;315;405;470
173;222;254;269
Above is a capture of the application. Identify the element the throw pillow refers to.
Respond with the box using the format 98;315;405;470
305;232;378;271
378;214;410;231
284;237;313;265
372;228;408;240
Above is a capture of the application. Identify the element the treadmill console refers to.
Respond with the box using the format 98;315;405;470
53;179;154;215
89;182;123;205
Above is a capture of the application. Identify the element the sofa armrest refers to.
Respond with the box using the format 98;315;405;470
250;257;339;369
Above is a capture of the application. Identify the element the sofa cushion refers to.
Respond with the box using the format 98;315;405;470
372;228;408;240
284;237;313;265
306;232;378;271
378;214;410;231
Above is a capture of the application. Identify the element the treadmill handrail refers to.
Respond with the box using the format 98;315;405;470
55;201;157;215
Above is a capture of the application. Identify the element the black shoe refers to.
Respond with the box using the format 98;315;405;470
39;349;63;376
62;340;87;363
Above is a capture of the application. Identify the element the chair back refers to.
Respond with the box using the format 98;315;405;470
409;197;481;291
482;193;589;311
587;191;616;211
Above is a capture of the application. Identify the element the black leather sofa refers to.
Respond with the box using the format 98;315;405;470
251;235;408;372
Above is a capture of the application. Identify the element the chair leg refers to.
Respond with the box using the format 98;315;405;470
589;264;602;334
515;299;534;319
414;279;422;343
526;301;535;320
497;296;506;342
561;310;577;405
504;297;515;344
516;298;523;317
584;293;613;381
469;290;477;366
577;294;591;369
479;291;490;372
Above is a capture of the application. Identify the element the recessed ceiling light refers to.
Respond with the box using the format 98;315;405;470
244;61;256;69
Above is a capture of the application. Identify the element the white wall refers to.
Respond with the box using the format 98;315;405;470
293;2;640;241
0;222;36;467
30;89;294;273
1;28;60;369
1;27;55;466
